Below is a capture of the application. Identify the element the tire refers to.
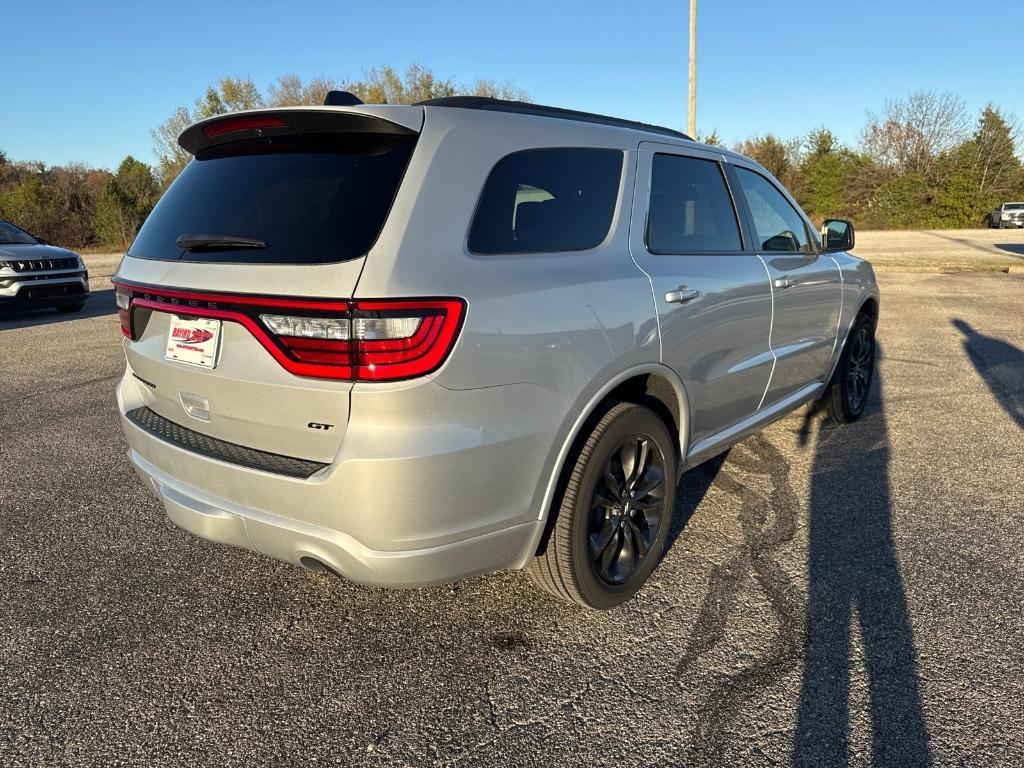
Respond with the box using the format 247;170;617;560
56;302;86;313
528;401;677;609
822;312;876;425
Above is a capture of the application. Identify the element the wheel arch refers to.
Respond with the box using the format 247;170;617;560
858;295;880;327
520;364;691;563
822;292;881;388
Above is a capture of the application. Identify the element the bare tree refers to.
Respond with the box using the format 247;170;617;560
860;90;970;180
152;67;529;188
267;75;345;107
470;78;529;101
152;77;264;186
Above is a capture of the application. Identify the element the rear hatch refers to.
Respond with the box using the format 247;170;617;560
113;107;421;463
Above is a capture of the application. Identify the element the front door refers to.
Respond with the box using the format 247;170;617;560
732;165;843;405
630;143;774;447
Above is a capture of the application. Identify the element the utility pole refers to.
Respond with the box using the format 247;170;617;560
688;0;697;137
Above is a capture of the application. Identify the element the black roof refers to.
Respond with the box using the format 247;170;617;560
415;97;693;141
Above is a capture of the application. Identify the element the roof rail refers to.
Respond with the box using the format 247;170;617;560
414;96;693;141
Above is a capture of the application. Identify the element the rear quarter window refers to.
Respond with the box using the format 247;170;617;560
468;148;623;254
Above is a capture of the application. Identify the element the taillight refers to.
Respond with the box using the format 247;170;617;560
114;286;132;337
258;300;465;381
351;301;464;380
112;280;464;382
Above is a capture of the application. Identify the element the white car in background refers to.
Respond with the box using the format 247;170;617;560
988;202;1024;229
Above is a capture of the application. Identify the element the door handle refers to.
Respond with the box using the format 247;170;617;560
665;286;701;304
774;277;797;289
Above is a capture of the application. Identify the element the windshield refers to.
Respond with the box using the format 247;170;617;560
130;132;417;264
1004;203;1024;210
0;221;39;245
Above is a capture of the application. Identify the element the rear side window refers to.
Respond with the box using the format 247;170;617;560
734;167;813;254
646;155;742;253
468;148;623;254
130;133;416;264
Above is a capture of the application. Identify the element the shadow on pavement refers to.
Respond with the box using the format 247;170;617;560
794;356;932;766
952;318;1024;429
994;243;1024;257
665;450;728;551
0;288;115;330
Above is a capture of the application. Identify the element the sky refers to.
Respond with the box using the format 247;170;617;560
5;0;1024;170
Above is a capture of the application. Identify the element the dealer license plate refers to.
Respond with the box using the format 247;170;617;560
165;315;221;369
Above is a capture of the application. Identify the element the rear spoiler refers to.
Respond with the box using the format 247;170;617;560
178;106;423;156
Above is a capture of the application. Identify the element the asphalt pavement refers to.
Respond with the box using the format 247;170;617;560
1;257;1022;767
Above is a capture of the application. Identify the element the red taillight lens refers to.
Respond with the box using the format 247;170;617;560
259;300;464;381
115;286;132;337
351;301;464;381
203;116;288;138
112;280;464;382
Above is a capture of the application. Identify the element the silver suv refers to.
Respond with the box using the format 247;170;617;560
0;220;89;313
113;95;879;609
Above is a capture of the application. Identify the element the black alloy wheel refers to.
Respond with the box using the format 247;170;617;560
588;434;667;585
529;401;677;609
824;312;876;424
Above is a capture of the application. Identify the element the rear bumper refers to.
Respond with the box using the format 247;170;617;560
117;369;571;587
129;448;539;587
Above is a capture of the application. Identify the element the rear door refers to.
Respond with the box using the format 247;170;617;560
113;110;420;462
731;165;843;405
630;143;774;446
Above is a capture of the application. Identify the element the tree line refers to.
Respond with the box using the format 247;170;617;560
1;77;1021;251
716;91;1023;229
0;66;526;250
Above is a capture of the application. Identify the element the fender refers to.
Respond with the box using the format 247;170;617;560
514;362;692;568
823;291;881;386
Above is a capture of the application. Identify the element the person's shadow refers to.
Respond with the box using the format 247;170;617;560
952;318;1024;429
794;352;932;766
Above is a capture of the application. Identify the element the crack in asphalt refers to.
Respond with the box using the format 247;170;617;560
6;373;122;407
674;434;805;766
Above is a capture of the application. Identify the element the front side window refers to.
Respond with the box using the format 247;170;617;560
646;154;742;253
468;148;623;254
735;167;813;254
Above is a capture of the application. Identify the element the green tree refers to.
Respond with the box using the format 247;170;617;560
794;129;876;224
94;156;159;249
961;106;1022;210
860;172;935;230
0;170;53;236
734;134;799;187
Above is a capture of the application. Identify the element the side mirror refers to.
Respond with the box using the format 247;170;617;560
32;234;48;245
821;219;854;252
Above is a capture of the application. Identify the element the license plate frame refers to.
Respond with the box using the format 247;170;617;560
165;315;222;369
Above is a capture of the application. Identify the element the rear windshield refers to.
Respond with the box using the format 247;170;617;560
130;133;416;264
